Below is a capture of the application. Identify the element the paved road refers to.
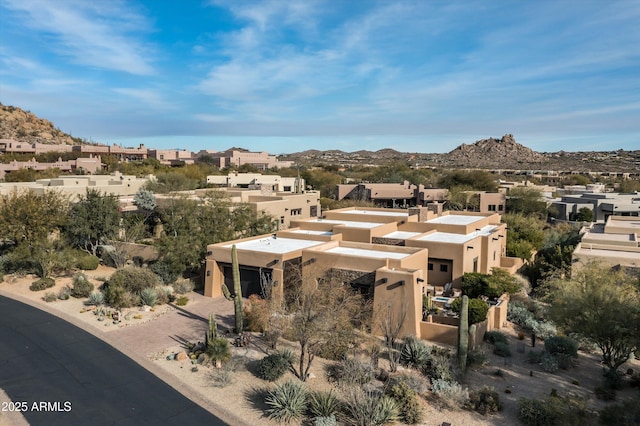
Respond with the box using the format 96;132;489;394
0;296;227;426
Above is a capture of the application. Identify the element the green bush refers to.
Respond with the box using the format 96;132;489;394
541;353;559;373
257;353;290;382
76;254;100;270
265;380;307;424
467;386;501;415
149;260;180;284
316;329;355;361
400;336;431;368
598;397;640;425
484;330;509;345
385;380;423;424
527;350;544;364
451;297;489;324
308;390;341;419
175;296;189;306
340;389;398;426
467;348;488;367
103;267;161;308
518;396;564;426
71;273;93;298
30;277;55;291
493;342;511;357
171;278;194;294
423;352;454;382
544;336;578;358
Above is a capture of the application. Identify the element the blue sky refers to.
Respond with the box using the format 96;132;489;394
1;0;638;154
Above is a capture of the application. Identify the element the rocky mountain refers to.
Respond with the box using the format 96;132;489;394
0;104;81;145
445;134;547;167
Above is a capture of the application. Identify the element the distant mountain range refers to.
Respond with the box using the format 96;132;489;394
1;104;637;172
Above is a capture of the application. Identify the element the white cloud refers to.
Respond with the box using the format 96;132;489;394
2;0;155;75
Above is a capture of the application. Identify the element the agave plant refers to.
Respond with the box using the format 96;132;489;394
265;380;307;423
308;389;341;418
87;291;104;306
139;287;158;307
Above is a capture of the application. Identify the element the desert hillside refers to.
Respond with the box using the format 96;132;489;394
0;103;81;145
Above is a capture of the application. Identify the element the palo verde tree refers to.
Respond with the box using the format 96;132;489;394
65;189;121;256
0;189;69;247
547;262;640;377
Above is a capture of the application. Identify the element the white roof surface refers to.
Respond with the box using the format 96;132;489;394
308;219;384;229
426;215;485;225
383;231;423;239
289;229;333;236
326;246;409;259
339;209;409;217
417;225;497;244
224;237;324;254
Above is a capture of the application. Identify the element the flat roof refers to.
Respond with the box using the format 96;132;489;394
339;209;409;217
584;232;634;243
426;214;486;225
289;229;333;236
224;237;324;254
607;218;640;230
383;231;423;239
325;246;409;259
417;225;497;244
574;247;640;262
308;219;384;229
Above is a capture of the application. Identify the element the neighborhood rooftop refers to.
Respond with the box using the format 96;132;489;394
425;214;487;225
223;237;324;254
324;246;410;259
309;218;385;228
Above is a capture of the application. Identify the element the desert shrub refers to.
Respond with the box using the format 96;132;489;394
598;397;640;425
155;286;169;305
484;330;509;345
308;390;341;419
210;369;234;388
175;296;189;306
317;329;355;361
424;352;454;382
340;389;399;426
149;260;180;284
107;267;161;294
30;277;55;291
467;348;488;367
257;353;290;382
244;295;268;332
205;337;231;365
568;332;598;353
541;353;559;373
532;321;557;341
385;380;423;424
392;373;430;395
76;254;100;270
517;396;565;426
467;386;501;415
431;379;469;408
527;350;544;364
603;369;624;390
265;380;307;423
544;335;578;358
171;278;194;294
87;291;104;306
451;297;489;324
71;273;93;298
139;287;158;307
103;267;160;307
520;394;591;426
327;358;374;386
400;336;431;368
493;342;511;357
57;286;71;300
594;385;616;401
43;292;57;302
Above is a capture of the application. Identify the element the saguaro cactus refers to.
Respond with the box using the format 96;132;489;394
457;295;469;373
205;313;218;347
231;244;243;334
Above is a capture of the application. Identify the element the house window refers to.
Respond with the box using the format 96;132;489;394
283;186;291;192
310;205;318;217
428;263;434;271
488;204;496;211
493;251;496;261
206;270;211;277
290;208;302;216
473;257;478;273
498;205;504;211
440;264;448;273
280;216;285;224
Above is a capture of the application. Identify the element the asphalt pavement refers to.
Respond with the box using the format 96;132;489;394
0;295;227;426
